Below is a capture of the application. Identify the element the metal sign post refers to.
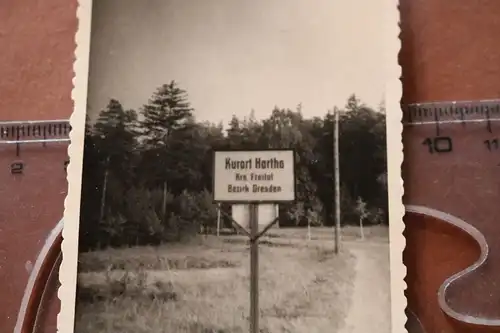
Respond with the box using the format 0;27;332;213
333;110;341;253
249;203;259;333
212;149;296;333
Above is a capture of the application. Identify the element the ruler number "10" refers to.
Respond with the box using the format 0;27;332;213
422;136;453;154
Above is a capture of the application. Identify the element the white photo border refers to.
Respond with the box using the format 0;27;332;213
384;0;406;331
58;0;93;332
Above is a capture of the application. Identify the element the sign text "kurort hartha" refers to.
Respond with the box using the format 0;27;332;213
225;157;285;170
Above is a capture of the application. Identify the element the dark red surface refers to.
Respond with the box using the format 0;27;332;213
0;0;76;332
401;0;500;332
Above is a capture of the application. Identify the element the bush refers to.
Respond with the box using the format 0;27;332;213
168;189;218;241
80;187;220;249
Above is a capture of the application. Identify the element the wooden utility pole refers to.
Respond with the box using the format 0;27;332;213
333;110;341;253
307;219;311;241
162;181;168;222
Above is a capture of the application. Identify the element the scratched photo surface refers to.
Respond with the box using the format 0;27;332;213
71;1;397;332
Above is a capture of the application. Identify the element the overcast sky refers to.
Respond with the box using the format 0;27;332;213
87;0;387;123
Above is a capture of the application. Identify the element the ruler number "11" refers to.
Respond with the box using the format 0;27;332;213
484;139;499;151
422;137;453;154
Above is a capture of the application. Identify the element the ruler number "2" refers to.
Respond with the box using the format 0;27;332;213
422;137;453;154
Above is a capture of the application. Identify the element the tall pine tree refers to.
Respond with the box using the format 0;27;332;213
93;99;138;187
94;99;137;157
136;81;195;194
140;80;194;147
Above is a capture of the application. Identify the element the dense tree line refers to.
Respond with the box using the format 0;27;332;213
79;81;387;251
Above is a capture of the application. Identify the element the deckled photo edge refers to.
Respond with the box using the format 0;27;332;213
58;0;93;332
58;0;407;332
385;0;407;332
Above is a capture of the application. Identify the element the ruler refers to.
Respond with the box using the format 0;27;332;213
403;100;500;333
0;119;70;149
0;119;69;333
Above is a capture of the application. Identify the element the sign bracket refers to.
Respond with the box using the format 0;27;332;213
218;208;279;242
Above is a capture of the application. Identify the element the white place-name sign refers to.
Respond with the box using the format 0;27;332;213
213;149;295;202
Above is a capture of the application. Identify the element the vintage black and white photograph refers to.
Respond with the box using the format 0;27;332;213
67;0;403;332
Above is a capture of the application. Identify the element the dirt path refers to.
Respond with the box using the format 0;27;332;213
339;241;391;333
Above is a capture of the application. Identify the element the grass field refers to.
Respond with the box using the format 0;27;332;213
74;226;388;333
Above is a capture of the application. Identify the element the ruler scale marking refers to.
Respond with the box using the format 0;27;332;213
0;120;71;146
403;100;500;127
